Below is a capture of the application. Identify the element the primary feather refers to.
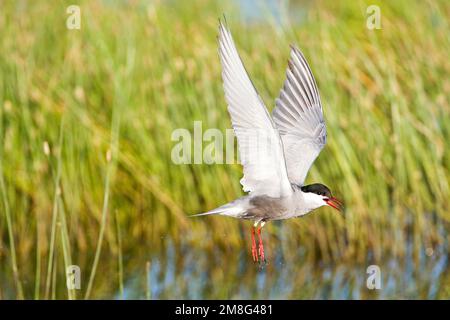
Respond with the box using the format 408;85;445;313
218;22;293;198
272;46;327;186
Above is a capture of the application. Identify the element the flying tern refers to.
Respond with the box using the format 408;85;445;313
193;21;343;263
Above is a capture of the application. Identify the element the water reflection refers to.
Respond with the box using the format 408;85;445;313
119;236;448;299
0;226;447;299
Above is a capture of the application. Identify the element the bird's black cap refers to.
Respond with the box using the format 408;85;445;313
301;183;332;198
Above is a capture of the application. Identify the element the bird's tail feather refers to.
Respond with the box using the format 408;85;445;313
190;201;244;218
189;211;219;217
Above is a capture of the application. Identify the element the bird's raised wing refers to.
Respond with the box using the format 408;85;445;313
272;46;327;186
218;22;293;198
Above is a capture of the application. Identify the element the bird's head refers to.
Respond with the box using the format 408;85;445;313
301;183;343;213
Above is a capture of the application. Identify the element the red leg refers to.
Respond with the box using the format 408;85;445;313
251;227;258;262
257;225;265;263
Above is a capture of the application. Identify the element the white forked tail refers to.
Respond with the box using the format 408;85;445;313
190;201;244;218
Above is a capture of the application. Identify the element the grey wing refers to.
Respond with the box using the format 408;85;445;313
218;22;293;198
272;45;327;186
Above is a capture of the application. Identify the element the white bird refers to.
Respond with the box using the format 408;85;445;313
192;21;343;263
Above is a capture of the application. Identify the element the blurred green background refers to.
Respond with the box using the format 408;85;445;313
0;0;449;299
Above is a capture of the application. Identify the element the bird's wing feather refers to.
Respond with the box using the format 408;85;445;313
218;22;293;198
272;45;327;186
